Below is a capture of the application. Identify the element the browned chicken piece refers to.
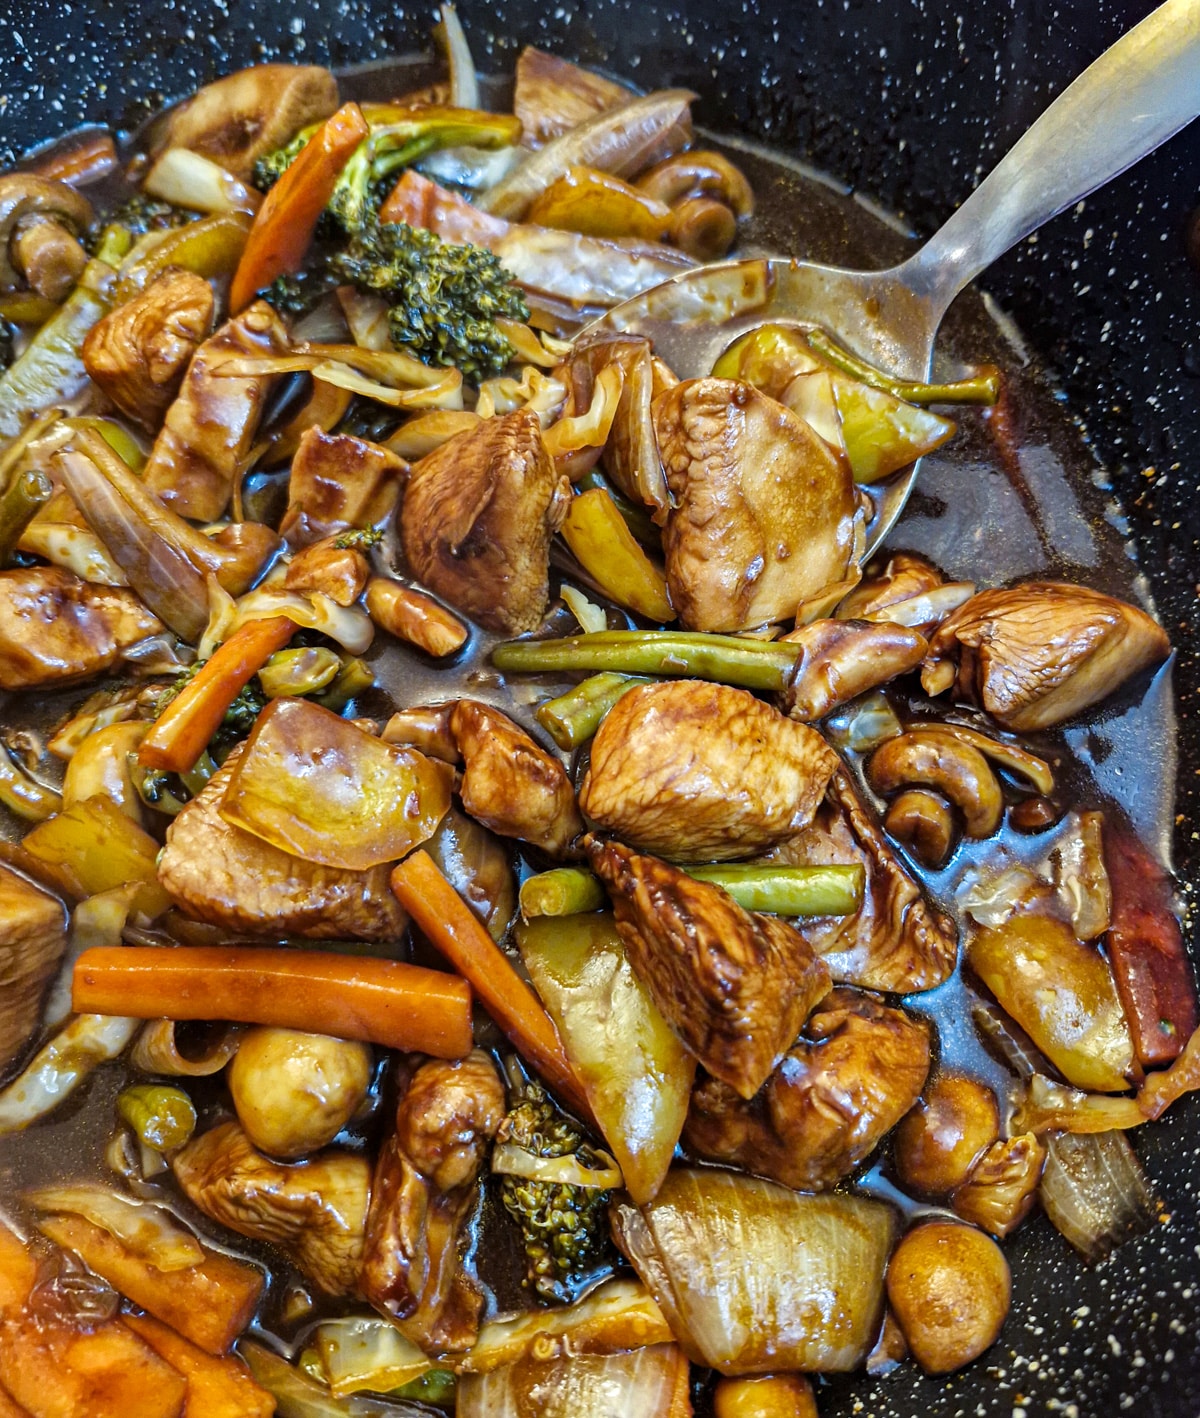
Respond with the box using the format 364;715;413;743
0;864;67;1074
401;409;570;636
766;769;958;994
280;427;407;548
82;270;214;433
587;836;832;1099
0;566;164;691
425;806;516;942
142;301;289;522
921;581;1171;731
654;378;859;632
172;1119;370;1296
685;988;931;1191
781;619;928;721
449;700;583;858
158;744;409;941
154;64;339;178
513;47;634;147
285;536;372;606
361;1052;505;1352
566;335;669;518
951;1133;1047;1238
579;680;838;861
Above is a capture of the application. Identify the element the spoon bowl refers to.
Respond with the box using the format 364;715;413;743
584;0;1200;553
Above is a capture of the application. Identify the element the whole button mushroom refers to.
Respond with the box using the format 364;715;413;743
886;1220;1011;1374
892;1071;1000;1198
228;1026;372;1159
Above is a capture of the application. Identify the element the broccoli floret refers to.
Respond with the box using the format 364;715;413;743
85;194;195;252
330;216;527;383
332;526;385;551
261;266;339;318
251;130;312;193
496;1082;614;1303
0;319;13;374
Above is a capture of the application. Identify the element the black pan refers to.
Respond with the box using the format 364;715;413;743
1;2;1197;1413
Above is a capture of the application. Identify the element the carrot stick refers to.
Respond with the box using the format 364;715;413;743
138;616;295;774
391;850;594;1124
122;1312;275;1418
229;101;369;312
72;945;473;1058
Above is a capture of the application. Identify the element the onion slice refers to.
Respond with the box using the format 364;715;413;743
144;147;261;216
0;1013;138;1135
241;1342;429;1417
130;1019;243;1077
26;1184;205;1271
612;1167;895;1374
1040;1130;1157;1264
457;1343;691;1418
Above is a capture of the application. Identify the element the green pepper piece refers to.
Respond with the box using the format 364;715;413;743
390;1369;456;1404
258;647;342;699
711;323;823;398
115;211;253;300
827;376;955;484
116;1083;197;1151
494;630;801;691
535;672;652;750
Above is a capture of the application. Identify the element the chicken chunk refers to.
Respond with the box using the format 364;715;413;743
280;427;407;548
654;378;859;631
781;619;928;721
158;744;409;941
921;581;1171;731
172;1120;369;1295
0;865;67;1074
401;409;570;635
579;680;838;861
587;836;831;1099
142;301;289;522
82;270;214;433
450;701;582;858
0;566;164;691
766;769;958;993
361;1052;505;1352
513;47;634;147
685;988;931;1190
155;64;339;178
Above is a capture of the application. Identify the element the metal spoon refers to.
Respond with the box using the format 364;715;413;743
586;0;1200;553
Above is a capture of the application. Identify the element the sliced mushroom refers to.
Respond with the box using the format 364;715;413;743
667;197;737;261
579;680;839;862
0;174;93;294
450;700;583;858
586;834;832;1099
867;728;1003;839
781;619;928;721
82;270;215;433
685;987;931;1190
654;378;860;632
155;64;340;179
401;409;571;635
636;150;755;218
172;1119;370;1296
884;789;957;869
921;581;1170;731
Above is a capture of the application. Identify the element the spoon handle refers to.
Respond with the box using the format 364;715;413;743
902;0;1200;320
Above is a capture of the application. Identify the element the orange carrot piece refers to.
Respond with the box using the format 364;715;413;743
391;850;594;1123
0;1382;31;1418
229;102;369;312
73;945;473;1058
138;616;296;775
0;1222;37;1317
122;1313;275;1418
35;1213;262;1357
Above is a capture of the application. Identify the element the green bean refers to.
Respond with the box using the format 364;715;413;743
493;630;800;691
519;863;864;918
116;1083;197;1151
258;646;342;699
806;327;1001;406
535;672;653;750
0;467;51;565
0;745;61;822
520;868;608;918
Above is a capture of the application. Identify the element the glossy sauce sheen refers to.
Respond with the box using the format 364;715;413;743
0;56;1180;1414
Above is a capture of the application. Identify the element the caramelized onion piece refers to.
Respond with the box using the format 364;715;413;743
130;1020;242;1077
1039;1130;1156;1264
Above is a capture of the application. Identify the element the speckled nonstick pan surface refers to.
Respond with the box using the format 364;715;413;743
0;1;1198;1413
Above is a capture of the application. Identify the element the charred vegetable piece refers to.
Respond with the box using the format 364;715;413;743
496;1078;617;1302
517;913;695;1205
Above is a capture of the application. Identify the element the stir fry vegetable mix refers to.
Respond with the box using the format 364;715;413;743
0;11;1194;1417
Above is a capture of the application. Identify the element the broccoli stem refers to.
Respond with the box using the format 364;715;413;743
535;672;652;750
519;864;865;918
806;327;1001;406
494;630;801;691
